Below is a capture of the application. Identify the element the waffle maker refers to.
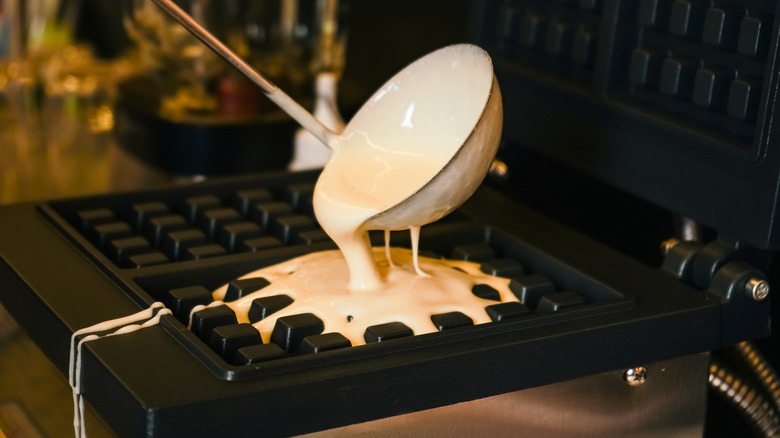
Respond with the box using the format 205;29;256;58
1;0;778;436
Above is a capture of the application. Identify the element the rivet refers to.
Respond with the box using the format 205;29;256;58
623;367;647;386
488;160;509;181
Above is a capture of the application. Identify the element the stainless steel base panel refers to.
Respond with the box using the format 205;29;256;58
308;353;709;437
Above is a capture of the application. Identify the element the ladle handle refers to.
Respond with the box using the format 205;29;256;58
150;0;336;147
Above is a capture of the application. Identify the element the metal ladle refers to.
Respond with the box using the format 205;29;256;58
150;0;503;230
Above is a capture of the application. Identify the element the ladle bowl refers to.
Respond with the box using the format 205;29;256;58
151;0;502;231
352;44;503;230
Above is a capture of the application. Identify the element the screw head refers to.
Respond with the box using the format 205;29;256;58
623;367;647;387
745;278;769;301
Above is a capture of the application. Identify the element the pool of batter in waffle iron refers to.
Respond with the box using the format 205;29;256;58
208;246;524;353
171;199;588;365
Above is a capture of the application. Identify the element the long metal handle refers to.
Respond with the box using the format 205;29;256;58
150;0;336;147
